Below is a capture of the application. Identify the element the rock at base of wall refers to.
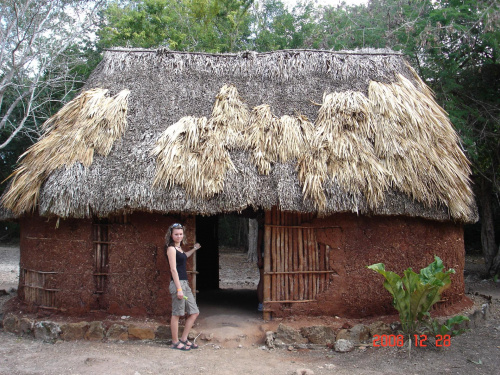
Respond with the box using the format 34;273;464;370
334;339;355;353
3;314;19;334
336;324;370;344
34;321;61;342
275;323;308;345
368;321;393;336
60;322;89;341
128;325;155;340
300;326;336;345
155;325;171;340
85;321;105;341
19;318;34;336
106;324;129;341
265;331;275;348
466;303;489;328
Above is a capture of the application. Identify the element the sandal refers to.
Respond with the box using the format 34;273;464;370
171;341;191;351
180;339;198;349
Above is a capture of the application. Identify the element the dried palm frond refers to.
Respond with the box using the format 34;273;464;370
314;91;375;140
245;105;278;175
152;85;246;199
2;88;130;215
297;150;328;210
152;116;208;189
211;84;249;148
245;105;314;175
278;114;315;162
369;75;474;221
301;90;389;212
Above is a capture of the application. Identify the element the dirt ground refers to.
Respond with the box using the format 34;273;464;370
1;245;499;375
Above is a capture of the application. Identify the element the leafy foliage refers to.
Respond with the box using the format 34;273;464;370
367;256;455;336
425;315;470;337
98;0;253;52
251;0;319;51
1;0;106;191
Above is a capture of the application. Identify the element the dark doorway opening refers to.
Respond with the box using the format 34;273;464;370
195;213;261;314
195;215;219;291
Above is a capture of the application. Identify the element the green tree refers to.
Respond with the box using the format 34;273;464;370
0;0;106;150
318;0;500;276
425;0;500;276
251;0;319;51
98;0;253;52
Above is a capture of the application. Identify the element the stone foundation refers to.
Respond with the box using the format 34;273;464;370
2;299;490;346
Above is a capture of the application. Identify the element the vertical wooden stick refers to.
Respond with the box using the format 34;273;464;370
319;243;325;292
305;227;312;300
275;208;281;301
283;219;290;300
263;210;272;320
281;211;286;301
326;245;331;291
291;218;296;301
313;230;319;296
287;213;292;301
298;225;304;300
271;207;277;302
288;213;298;300
308;228;314;300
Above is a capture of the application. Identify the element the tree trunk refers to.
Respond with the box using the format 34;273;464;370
491;248;500;277
236;218;241;248
241;218;249;251
478;179;499;276
247;218;258;263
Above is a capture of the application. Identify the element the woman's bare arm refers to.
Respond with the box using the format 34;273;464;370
184;243;201;258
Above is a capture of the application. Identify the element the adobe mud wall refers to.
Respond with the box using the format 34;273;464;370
18;213;196;317
19;214;94;314
268;213;468;318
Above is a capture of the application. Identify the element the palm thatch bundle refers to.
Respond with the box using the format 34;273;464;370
211;84;250;149
2;89;130;215
152;84;246;199
244;105;314;175
152;83;316;202
300;91;388;211
0;49;477;223
369;74;474;221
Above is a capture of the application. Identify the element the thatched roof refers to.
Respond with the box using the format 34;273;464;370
1;48;477;223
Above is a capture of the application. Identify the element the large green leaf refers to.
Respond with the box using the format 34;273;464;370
368;263;408;324
368;256;455;335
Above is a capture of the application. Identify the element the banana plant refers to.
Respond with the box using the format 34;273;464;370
367;256;455;336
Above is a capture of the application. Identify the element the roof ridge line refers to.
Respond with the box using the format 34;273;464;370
102;48;404;57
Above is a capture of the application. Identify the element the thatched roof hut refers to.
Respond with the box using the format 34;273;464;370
1;48;476;223
0;49;477;319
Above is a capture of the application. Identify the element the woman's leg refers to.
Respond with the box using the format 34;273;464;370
171;315;180;343
180;312;199;342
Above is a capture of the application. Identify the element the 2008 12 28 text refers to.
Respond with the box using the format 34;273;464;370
372;334;451;347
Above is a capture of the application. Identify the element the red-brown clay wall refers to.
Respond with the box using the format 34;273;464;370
269;213;467;318
19;214;94;314
19;213;196;317
102;213;196;317
20;211;466;319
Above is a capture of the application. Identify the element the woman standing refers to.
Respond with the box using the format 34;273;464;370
166;223;201;351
